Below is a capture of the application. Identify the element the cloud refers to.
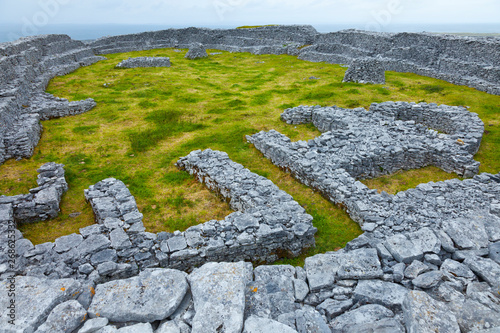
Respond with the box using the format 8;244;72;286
0;0;498;27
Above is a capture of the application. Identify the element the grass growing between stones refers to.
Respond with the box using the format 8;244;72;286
0;48;499;266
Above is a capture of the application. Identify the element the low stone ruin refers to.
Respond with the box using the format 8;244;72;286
184;43;208;60
0;162;67;224
115;57;171;68
342;58;386;84
0;150;316;285
250;102;489;236
1;27;500;332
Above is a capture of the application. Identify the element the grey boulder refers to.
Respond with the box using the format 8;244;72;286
35;300;86;333
0;276;81;332
243;316;297;333
402;290;460;333
116;323;153;333
78;317;109;333
330;304;394;333
353;280;408;311
189;261;252;333
88;268;188;322
185;43;208;60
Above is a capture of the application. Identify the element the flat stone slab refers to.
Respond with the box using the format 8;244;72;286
116;57;171;68
336;248;383;280
34;300;86;333
305;253;339;292
353;280;408;311
88;268;188;322
442;216;490;250
243;316;297;333
330;304;395;333
402;290;460;333
0;276;81;332
188;261;252;333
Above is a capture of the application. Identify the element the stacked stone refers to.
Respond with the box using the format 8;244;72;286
87;26;500;95
89;25;317;56
2;247;500;332
29;93;97;121
342;58;386;84
248;104;500;239
298;29;500;95
1;152;315;282
267;103;481;179
370;101;484;155
0;35;103;165
115;56;171;68
0;162;68;224
184;43;208;60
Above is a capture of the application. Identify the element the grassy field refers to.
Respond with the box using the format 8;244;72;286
0;48;498;265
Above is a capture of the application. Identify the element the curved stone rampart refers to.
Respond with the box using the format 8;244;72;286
299;29;500;95
0;35;103;164
88;26;500;95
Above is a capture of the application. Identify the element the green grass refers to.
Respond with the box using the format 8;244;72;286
0;48;498;267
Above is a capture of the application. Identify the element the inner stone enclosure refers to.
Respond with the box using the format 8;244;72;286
1;25;500;332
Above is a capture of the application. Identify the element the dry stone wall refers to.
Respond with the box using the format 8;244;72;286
115;56;171;68
0;150;315;284
88;26;500;95
0;35;103;164
1;27;500;332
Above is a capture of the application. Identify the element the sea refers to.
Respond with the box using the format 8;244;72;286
0;23;499;43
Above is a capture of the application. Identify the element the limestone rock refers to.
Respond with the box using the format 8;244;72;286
116;57;171;69
464;256;500;293
78;317;109;333
353;280;408;311
316;299;353;320
185;43;208;60
343;318;405;333
343;58;385;84
329;304;394;333
443;216;490;250
116;323;153;333
411;271;443;289
295;306;330;333
385;234;423;263
243;316;297;333
304;253;339;292
88;268;188;322
188;261;252;333
337;248;383;280
402;290;460;333
34;300;86;333
0;276;81;332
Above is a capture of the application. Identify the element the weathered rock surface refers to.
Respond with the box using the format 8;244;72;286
88;268;188;322
34;300;86;333
116;56;171;68
343;58;385;84
243;316;297;333
189;261;252;333
0;276;81;332
402;291;460;333
184;43;208;60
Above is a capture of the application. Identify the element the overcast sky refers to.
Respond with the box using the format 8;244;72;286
0;0;498;41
